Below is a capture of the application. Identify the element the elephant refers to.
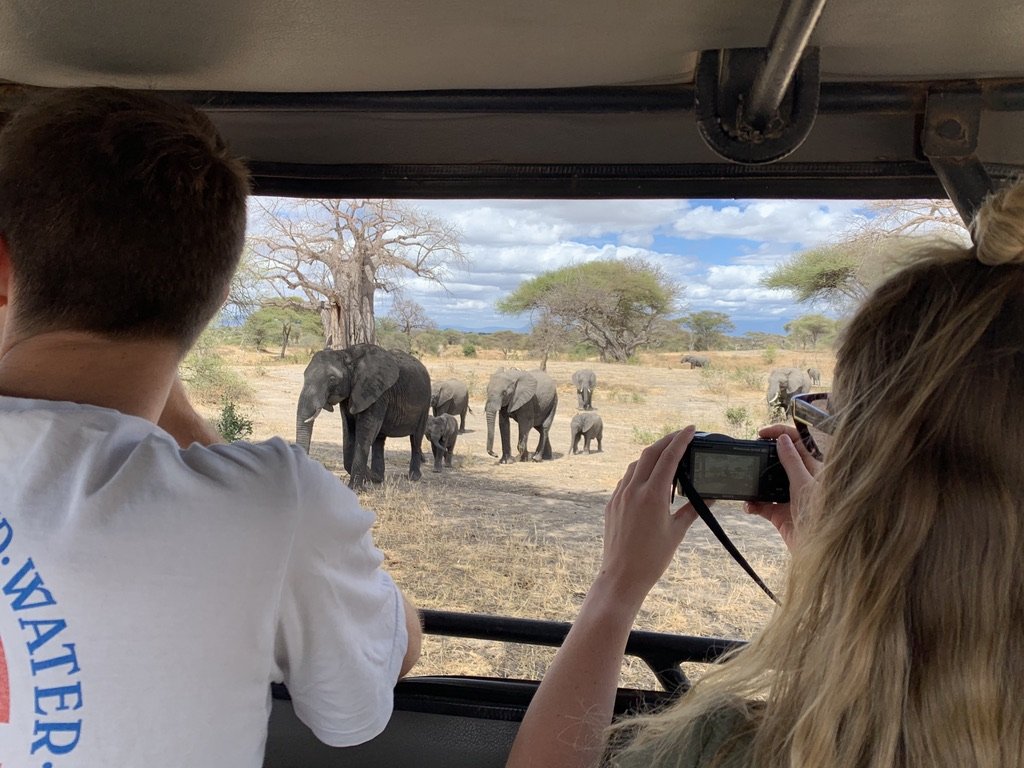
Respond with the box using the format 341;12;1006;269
766;367;813;413
807;367;822;386
570;412;604;454
431;378;473;432
571;369;597;410
485;368;558;463
295;344;431;489
681;354;710;369
424;413;459;472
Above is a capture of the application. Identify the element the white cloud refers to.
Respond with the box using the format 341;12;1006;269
264;197;881;333
672;200;866;246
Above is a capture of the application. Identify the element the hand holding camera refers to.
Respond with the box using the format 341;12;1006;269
744;424;821;552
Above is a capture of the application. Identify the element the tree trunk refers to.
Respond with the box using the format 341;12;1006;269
320;298;346;350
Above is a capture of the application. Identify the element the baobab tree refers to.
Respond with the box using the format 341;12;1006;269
248;199;465;348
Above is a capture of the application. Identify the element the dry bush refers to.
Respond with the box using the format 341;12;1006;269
365;476;786;688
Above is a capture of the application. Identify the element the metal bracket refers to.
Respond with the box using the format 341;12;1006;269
921;88;995;227
696;47;821;164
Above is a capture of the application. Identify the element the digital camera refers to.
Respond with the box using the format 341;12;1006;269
675;432;789;503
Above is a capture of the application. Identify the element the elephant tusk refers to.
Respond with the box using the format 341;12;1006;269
303;408;322;424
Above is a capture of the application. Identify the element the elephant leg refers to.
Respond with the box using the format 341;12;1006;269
584;435;592;454
409;431;425;482
368;436;386;484
350;413;385;489
342;415;356;475
516;419;532;462
445;435;456;468
431;443;443;473
459;410;466;433
530;424;549;462
596;433;603;452
498;414;514;464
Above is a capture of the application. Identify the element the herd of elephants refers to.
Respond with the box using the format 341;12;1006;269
294;343;823;489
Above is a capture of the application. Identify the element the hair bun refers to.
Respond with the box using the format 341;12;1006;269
973;179;1024;266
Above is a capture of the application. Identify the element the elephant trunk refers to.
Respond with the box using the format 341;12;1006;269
295;416;315;454
296;387;323;453
485;408;497;456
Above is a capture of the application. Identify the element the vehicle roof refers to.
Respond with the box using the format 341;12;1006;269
2;0;1023;198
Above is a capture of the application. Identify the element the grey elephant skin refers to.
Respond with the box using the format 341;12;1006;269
425;413;459;472
295;344;431;489
571;369;597;410
431;379;473;432
681;354;710;368
807;367;822;386
485;368;558;463
570;412;603;454
766;367;813;412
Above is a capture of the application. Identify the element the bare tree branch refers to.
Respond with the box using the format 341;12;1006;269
248;198;466;347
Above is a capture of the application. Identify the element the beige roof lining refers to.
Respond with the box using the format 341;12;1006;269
2;0;1022;92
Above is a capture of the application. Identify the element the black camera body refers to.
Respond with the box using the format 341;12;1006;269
675;432;789;503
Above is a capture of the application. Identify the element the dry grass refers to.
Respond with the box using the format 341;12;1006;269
187;347;829;687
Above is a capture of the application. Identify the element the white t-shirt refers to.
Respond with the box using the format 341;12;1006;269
0;396;408;767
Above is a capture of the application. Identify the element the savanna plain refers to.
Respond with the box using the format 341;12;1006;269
190;347;833;688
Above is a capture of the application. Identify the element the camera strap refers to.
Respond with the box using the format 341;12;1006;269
675;471;780;605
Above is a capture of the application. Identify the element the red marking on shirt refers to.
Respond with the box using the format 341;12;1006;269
0;634;9;723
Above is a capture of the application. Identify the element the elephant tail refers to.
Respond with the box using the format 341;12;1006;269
467;403;474;414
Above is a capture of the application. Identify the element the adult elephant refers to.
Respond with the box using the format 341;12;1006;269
485;369;558;463
295;344;431;489
571;369;597;410
766;367;813;413
431;378;472;432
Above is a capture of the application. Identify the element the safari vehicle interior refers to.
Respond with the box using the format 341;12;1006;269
2;0;1023;766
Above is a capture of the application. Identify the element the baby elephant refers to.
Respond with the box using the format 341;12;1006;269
807;367;822;386
570;412;604;454
425;413;460;472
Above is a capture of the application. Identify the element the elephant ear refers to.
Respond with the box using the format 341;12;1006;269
509;373;539;412
350;346;401;414
435;385;455;410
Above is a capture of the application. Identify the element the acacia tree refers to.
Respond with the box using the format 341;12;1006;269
528;310;574;370
248;199;465;348
681;311;735;351
762;199;968;310
497;258;681;362
784;313;838;349
243;303;321;357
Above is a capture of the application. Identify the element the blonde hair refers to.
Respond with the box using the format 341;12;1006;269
610;182;1024;767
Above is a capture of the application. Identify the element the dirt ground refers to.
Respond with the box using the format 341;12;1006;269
201;347;834;686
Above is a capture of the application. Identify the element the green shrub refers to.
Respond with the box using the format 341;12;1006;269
215;400;254;442
725;406;750;429
698;367;729;393
631;423;678;445
730;366;764;391
762;345;778;365
462;343;477;357
181;333;253;405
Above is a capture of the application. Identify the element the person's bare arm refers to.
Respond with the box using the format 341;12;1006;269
399;592;423;678
505;427;698;768
158;375;223;447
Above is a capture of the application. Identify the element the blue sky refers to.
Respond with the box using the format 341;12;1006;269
375;199;871;335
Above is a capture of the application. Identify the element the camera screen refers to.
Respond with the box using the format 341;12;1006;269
692;450;761;497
